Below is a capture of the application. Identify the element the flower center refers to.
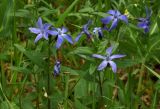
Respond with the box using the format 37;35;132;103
41;29;45;34
114;11;120;19
105;55;110;61
58;29;63;35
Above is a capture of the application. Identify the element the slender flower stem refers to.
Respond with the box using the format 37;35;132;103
98;72;103;96
0;83;13;109
64;73;69;109
136;61;145;109
92;73;96;109
98;72;104;108
137;62;145;94
47;37;51;109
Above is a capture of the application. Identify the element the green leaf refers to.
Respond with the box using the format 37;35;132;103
0;101;19;109
89;64;97;75
0;53;8;61
61;66;79;76
69;47;93;55
15;9;30;18
116;59;141;68
74;79;88;97
79;7;94;13
14;44;48;70
9;66;31;74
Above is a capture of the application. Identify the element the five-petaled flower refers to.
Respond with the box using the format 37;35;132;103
29;17;52;43
92;46;126;73
74;20;92;42
49;27;73;49
137;7;151;33
53;61;61;76
101;10;128;31
93;27;103;39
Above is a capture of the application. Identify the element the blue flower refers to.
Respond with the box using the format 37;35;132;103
137;7;151;33
53;61;61;76
92;46;126;73
29;17;52;43
74;20;92;42
49;27;73;49
93;27;103;39
101;10;128;31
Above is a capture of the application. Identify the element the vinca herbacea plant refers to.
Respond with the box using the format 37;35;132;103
1;1;160;109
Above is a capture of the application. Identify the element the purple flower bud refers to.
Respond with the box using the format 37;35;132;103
74;20;92;42
137;7;151;33
53;61;61;76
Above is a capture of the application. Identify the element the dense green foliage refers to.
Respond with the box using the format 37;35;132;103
0;0;160;109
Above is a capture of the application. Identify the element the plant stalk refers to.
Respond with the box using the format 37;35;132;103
47;37;51;109
64;74;69;109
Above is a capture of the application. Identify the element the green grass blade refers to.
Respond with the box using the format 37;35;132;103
144;65;160;79
56;0;80;26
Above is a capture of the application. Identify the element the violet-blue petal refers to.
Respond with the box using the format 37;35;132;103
115;10;121;16
138;22;147;28
109;18;118;31
83;20;91;32
43;32;48;40
101;16;113;24
48;30;58;36
63;34;73;44
56;35;64;49
110;54;126;60
144;27;149;33
98;60;108;71
108;61;117;73
29;28;41;34
44;23;51;30
62;27;68;33
138;18;145;22
92;54;106;59
34;33;43;43
106;46;113;55
37;17;43;29
119;15;128;24
107;10;116;15
74;33;83;42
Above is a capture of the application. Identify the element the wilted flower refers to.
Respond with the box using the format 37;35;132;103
29;17;52;43
137;7;151;33
92;46;126;73
74;20;92;42
49;27;73;49
53;61;61;76
93;27;103;39
101;10;128;31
